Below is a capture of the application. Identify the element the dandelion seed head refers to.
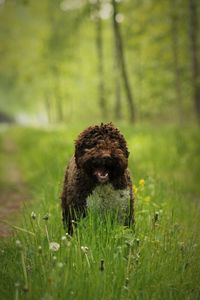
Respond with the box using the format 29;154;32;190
31;211;36;219
15;240;22;249
81;246;89;253
57;262;63;268
49;242;60;252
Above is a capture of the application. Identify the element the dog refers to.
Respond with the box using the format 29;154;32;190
61;123;134;234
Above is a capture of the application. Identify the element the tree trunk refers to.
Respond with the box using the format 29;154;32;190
112;5;122;120
170;0;183;123
53;68;64;123
44;95;52;124
96;0;107;120
54;73;64;123
112;0;135;123
114;67;122;120
188;0;200;122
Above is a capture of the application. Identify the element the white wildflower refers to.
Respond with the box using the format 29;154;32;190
49;242;60;252
52;255;57;261
57;262;64;268
81;246;89;254
15;240;22;249
31;211;36;219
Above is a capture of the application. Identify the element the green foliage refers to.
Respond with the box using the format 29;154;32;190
0;124;200;299
0;0;199;122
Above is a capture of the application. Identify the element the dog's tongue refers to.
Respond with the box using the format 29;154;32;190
97;169;108;177
94;169;109;183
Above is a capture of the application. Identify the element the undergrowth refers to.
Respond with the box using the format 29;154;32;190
0;124;200;300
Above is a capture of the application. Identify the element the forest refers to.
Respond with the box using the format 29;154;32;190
0;0;199;124
0;1;200;300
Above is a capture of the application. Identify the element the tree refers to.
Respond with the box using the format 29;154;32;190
113;45;122;120
170;0;183;123
95;0;107;119
112;0;135;123
112;2;122;120
188;0;200;122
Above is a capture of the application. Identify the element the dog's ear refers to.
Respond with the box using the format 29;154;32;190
123;145;129;158
117;133;129;158
74;127;92;167
74;139;82;167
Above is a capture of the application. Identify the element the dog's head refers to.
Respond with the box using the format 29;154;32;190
75;123;129;184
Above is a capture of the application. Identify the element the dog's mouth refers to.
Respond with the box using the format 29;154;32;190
94;168;109;184
82;154;127;183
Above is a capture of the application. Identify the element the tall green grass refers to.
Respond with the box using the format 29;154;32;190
0;125;200;300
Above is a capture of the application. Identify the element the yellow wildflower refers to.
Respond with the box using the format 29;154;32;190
133;185;138;194
139;179;145;186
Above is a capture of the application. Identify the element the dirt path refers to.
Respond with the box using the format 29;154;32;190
0;135;28;237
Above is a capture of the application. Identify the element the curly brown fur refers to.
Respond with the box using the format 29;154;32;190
61;123;134;234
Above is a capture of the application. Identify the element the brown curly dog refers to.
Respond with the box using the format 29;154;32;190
61;123;134;234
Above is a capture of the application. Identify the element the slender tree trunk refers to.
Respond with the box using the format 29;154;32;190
96;0;107;119
53;68;64;123
188;0;200;122
112;0;135;123
54;73;64;123
114;65;122;120
112;5;122;120
170;0;183;123
44;95;52;124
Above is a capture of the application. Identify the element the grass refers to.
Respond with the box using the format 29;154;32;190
0;124;200;300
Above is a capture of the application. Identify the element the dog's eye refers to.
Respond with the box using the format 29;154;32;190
84;143;96;151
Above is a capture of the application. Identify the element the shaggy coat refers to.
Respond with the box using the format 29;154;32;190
61;123;134;234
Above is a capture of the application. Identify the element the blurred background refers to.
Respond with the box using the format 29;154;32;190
0;0;199;126
1;3;200;297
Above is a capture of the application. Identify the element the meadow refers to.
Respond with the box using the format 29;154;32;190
0;123;200;300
